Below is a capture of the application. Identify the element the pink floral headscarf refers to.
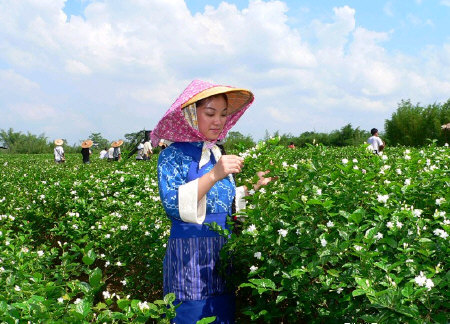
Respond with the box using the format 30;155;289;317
151;80;254;148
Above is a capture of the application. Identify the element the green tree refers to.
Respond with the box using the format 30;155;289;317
223;131;255;154
0;128;50;154
88;132;110;150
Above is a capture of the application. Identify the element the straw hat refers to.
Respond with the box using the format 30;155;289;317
54;139;64;146
112;140;124;148
181;86;253;116
81;139;93;148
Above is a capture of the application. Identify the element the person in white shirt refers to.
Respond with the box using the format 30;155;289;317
107;146;114;161
99;148;108;159
53;139;65;163
136;142;144;160
367;128;385;155
143;140;153;160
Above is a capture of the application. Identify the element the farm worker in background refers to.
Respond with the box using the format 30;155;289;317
54;139;65;163
151;80;255;323
112;140;123;161
107;144;114;161
288;141;296;149
81;140;93;164
143;137;153;160
136;142;145;160
368;128;385;155
99;147;108;159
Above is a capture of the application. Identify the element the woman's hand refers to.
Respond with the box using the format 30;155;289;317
253;170;273;191
210;155;244;181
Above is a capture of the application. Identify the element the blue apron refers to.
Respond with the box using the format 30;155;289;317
163;143;235;324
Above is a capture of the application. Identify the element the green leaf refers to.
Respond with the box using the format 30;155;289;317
196;316;216;324
82;249;96;265
401;283;414;298
89;267;103;289
352;289;366;297
327;269;340;277
117;299;130;310
75;299;91;317
164;293;175;305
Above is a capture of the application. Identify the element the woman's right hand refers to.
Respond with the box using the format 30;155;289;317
210;155;244;181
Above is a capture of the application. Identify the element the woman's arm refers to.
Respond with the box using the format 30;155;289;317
197;155;244;202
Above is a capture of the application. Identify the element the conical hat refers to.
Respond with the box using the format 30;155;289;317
151;80;254;147
54;139;64;146
81;140;93;148
112;140;124;148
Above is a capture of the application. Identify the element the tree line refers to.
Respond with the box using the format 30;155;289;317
1;98;449;154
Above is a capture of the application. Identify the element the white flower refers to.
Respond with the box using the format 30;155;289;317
247;224;257;234
425;278;434;291
102;291;111;299
353;165;359;170
278;229;288;237
352;159;358;163
259;188;266;194
354;245;363;251
433;229;448;239
0;267;4;272
342;158;348;164
72;224;78;230
444;219;450;225
57;297;64;303
250;265;258;273
326;221;334;228
135;201;142;206
396;169;402;175
414;272;427;287
116;261;122;266
105;234;111;239
138;301;150;311
405;259;414;263
336;287;343;294
362;169;366;174
396;221;403;229
254;252;262;259
320;239;327;247
14;285;21;291
375;232;383;240
105;261;110;267
120;225;128;231
413;209;422;218
74;298;82;305
382;154;388;160
386;222;394;229
404;179;411;185
145;231;150;236
404;155;411;160
248;189;255;195
37;250;44;257
282;161;288;168
120;279;127;286
377;194;389;204
316;188;322;195
436;198;445;205
405;149;410;154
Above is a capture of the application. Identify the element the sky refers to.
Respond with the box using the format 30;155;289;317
1;0;450;145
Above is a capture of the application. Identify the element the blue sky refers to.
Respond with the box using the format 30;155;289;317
1;0;450;145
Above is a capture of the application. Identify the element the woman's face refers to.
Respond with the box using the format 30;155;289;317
196;95;228;141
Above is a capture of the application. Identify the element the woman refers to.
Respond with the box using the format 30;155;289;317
53;139;65;163
151;80;254;323
81;139;93;164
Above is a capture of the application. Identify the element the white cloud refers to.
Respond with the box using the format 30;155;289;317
440;0;450;7
0;1;449;143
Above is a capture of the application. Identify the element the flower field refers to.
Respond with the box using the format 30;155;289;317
0;141;448;323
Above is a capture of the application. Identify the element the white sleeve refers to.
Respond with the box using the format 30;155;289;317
377;137;383;145
235;186;247;212
178;179;207;224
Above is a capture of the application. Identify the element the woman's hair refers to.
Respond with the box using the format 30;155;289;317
371;128;378;135
196;93;228;108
